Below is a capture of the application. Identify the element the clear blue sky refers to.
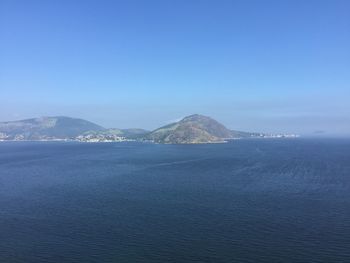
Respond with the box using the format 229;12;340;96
1;0;349;135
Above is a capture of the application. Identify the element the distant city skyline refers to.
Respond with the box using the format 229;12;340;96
1;0;349;136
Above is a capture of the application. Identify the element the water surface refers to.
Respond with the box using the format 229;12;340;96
1;139;350;262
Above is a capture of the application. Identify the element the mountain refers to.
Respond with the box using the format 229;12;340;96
0;116;105;140
147;114;251;144
0;114;275;143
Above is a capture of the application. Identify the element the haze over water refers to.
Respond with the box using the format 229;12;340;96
1;139;350;262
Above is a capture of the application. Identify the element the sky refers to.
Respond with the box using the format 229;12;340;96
0;0;349;136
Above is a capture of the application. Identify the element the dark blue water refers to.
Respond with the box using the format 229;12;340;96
1;139;350;262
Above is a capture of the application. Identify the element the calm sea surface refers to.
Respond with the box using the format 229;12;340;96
1;139;350;262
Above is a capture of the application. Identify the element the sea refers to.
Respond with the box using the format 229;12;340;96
0;139;350;262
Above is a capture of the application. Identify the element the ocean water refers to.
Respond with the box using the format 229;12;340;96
0;139;350;262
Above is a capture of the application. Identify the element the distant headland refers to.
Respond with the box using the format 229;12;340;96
0;114;298;144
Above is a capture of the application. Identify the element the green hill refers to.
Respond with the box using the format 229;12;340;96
147;114;240;144
0;116;105;140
